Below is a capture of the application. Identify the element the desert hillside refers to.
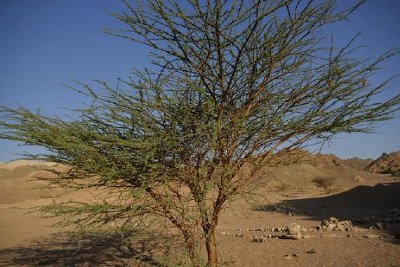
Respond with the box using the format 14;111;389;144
365;151;400;174
344;157;373;171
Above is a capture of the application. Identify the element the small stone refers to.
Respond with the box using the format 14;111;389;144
363;216;371;223
347;234;352;238
283;255;291;260
329;217;339;223
236;233;244;237
303;234;311;239
292;253;300;257
220;232;227;236
321;219;330;227
307;248;317;254
326;223;336;231
375;222;384;229
252;237;267;243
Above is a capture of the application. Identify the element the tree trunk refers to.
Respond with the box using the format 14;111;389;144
183;231;198;266
206;231;218;267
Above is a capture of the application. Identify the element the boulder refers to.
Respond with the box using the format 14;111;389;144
284;223;303;240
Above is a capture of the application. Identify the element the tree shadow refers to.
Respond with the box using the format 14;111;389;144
257;181;400;243
0;229;178;266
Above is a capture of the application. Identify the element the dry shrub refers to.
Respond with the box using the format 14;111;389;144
312;176;336;194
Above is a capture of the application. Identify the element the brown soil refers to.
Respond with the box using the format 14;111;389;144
0;160;399;266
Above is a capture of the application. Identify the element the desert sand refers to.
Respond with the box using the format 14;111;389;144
0;157;399;266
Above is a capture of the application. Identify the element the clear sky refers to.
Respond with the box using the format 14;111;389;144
0;0;399;162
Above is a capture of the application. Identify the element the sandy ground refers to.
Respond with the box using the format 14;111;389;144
0;161;399;266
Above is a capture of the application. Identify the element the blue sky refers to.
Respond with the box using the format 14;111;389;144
0;0;399;161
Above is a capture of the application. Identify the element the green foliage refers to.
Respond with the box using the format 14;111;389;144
1;1;399;266
312;176;337;194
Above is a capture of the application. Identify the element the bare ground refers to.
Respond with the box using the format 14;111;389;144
0;161;399;266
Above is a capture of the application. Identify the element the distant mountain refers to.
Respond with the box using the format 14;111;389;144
344;157;373;171
365;151;400;175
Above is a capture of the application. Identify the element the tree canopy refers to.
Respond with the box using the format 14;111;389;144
1;0;399;266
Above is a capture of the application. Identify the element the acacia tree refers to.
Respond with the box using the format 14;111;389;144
1;0;399;266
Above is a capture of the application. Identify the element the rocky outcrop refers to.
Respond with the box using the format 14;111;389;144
319;217;355;231
365;151;400;175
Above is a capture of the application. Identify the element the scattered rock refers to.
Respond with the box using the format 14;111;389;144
283;255;291;260
307;248;318;254
252;237;267;243
364;234;381;239
320;217;356;232
374;222;384;229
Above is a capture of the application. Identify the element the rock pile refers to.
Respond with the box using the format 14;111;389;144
251;223;308;242
353;208;400;231
317;217;356;232
225;211;400;243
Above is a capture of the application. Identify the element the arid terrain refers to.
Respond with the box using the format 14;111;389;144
0;153;399;266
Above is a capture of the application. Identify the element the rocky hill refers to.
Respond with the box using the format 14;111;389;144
344;157;373;171
365;151;400;175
